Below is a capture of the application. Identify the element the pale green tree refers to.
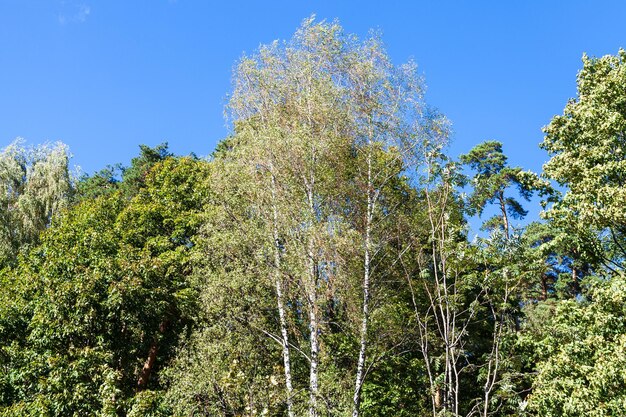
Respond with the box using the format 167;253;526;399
227;17;356;416
0;139;72;267
542;49;626;273
343;31;458;417
342;32;452;417
524;274;626;416
226;17;452;417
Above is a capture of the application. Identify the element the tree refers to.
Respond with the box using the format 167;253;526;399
163;154;287;416
227;17;355;416
75;143;172;201
225;17;450;416
460;141;547;239
460;142;549;417
0;155;209;415
542;49;626;274
516;48;626;417
343;30;449;417
0;139;72;268
408;149;478;417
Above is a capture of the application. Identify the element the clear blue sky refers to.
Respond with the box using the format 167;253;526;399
2;1;625;179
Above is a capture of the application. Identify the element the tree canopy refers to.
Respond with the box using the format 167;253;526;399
0;18;625;417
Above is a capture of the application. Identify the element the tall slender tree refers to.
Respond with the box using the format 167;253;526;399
345;44;447;415
227;18;354;416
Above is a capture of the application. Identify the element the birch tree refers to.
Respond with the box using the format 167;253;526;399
227;18;354;416
344;38;447;416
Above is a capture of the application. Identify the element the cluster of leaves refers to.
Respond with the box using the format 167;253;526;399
520;276;626;416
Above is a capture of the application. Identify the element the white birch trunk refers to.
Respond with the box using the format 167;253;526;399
308;288;319;417
306;181;320;417
270;167;294;417
352;147;373;417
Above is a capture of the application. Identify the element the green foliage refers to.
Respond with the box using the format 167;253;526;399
0;139;72;268
163;156;288;416
542;50;626;273
461;141;548;235
524;274;626;416
2;21;626;417
542;50;626;232
75;143;173;201
120;143;173;197
74;164;122;200
0;155;210;415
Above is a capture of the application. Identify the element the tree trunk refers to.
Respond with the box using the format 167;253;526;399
270;168;295;417
499;192;509;239
352;148;373;417
306;183;320;417
137;319;168;391
308;292;319;417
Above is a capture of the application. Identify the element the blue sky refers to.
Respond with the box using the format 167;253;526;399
2;0;625;182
